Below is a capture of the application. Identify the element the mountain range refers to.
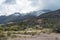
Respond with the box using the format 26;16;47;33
1;9;60;32
22;9;60;29
0;9;51;24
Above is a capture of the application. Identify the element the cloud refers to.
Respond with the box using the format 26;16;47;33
0;0;44;15
30;0;60;10
42;0;60;10
4;0;16;4
0;0;60;15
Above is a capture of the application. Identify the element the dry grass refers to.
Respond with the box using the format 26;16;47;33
7;33;60;40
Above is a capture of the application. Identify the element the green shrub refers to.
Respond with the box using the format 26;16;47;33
0;31;7;40
0;31;5;37
11;35;17;38
42;28;53;34
7;31;11;37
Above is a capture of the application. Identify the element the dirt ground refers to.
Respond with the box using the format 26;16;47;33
8;33;60;40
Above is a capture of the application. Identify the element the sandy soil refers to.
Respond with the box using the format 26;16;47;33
8;33;60;40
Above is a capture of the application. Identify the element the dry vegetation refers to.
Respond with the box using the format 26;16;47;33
0;30;60;40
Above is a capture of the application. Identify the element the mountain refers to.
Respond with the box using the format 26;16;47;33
25;9;60;23
26;9;51;16
1;9;60;33
39;9;60;18
0;16;7;24
22;9;60;31
6;9;60;26
0;9;51;24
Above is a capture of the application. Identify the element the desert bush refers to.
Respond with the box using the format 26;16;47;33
7;31;11;37
42;28;53;34
11;35;17;38
0;31;7;40
53;25;60;33
0;31;5;37
0;37;7;40
23;31;37;35
0;27;4;31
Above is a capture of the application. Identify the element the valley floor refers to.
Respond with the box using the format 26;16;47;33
8;33;60;40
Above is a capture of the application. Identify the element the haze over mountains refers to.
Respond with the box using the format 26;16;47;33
1;9;60;33
0;9;60;24
20;9;60;29
0;0;59;26
0;9;51;24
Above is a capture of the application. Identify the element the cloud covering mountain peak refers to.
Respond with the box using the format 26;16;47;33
0;0;60;15
0;0;43;15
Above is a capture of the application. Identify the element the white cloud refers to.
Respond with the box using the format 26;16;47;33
0;0;60;15
0;0;5;5
0;0;43;15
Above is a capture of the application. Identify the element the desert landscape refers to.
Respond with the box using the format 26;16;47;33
7;33;60;40
0;0;60;40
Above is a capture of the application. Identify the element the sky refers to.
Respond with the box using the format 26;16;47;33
0;0;60;15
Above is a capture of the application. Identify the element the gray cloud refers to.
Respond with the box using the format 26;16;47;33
30;0;60;10
0;0;60;15
4;0;16;4
42;0;60;10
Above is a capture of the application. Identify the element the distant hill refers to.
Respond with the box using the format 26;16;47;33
39;9;60;18
0;9;50;24
1;9;60;32
23;9;60;24
18;9;60;32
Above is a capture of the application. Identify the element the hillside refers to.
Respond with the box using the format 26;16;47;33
0;9;50;24
0;9;60;33
39;9;60;18
22;9;60;33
